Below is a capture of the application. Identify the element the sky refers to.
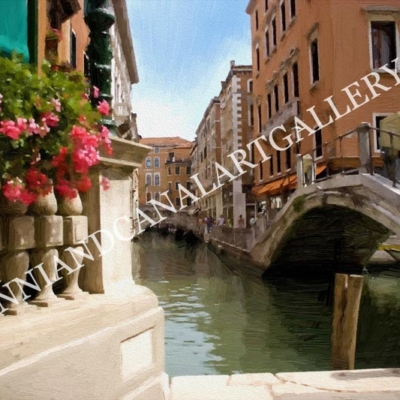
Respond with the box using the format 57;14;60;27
127;0;251;141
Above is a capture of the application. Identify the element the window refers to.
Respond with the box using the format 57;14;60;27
186;166;191;174
274;85;279;112
175;181;180;190
256;47;260;71
265;0;269;12
154;147;159;153
283;73;289;103
145;157;151;168
169;152;175;161
277;151;281;174
248;79;253;92
187;198;192;206
375;115;388;150
251;143;255;164
155;192;160;201
270;154;274;176
272;17;277;47
154;157;160;168
168;167;171;175
267;93;272;118
175;166;180;175
175;198;181;207
259;161;264;181
186;181;191;190
255;10;259;30
286;147;291;170
290;0;296;18
70;30;77;69
250;104;254;126
310;38;320;83
146;174;151;186
258;105;262;134
146;192;151;202
315;128;323;158
265;30;270;56
292;62;299;97
371;21;397;70
154;173;160;186
281;1;286;32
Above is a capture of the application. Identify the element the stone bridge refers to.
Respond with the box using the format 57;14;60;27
251;173;400;276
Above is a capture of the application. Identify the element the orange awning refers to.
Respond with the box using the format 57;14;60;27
252;164;327;198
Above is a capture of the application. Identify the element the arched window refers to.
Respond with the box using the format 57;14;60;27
146;174;151;186
154;173;160;186
155;192;160;201
154;157;160;168
145;157;151;168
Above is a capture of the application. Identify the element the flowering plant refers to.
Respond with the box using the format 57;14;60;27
0;55;112;205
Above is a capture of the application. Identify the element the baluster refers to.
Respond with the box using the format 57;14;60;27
58;193;89;300
30;186;64;307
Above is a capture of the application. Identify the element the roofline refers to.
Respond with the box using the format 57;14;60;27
112;0;139;84
245;0;257;14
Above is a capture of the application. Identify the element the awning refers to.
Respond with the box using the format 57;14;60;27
252;164;327;198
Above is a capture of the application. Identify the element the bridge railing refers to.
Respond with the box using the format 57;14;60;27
295;123;400;189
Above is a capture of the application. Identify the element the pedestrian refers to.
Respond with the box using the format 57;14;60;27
238;214;245;229
206;216;213;233
217;214;224;226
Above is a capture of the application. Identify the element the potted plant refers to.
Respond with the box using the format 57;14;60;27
0;54;112;210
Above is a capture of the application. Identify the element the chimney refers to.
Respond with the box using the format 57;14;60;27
230;60;235;69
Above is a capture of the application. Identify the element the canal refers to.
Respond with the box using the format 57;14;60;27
133;231;400;377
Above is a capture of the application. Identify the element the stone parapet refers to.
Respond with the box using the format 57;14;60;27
170;369;400;400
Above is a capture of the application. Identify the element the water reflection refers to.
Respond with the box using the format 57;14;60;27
135;233;333;376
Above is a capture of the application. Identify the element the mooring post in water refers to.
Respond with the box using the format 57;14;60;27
331;273;363;370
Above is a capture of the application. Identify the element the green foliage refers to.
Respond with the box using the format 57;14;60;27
292;195;307;213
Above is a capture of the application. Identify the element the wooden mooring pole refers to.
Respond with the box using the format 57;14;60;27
331;274;363;370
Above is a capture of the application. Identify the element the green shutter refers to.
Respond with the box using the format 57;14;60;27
0;0;29;61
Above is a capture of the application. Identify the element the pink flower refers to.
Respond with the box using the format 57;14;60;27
81;93;89;100
55;181;78;200
41;112;59;128
76;176;92;192
93;86;100;99
0;93;3;111
97;100;110;116
98;125;113;155
3;180;24;202
51;98;61;112
0;120;24;139
101;176;110;191
27;118;41;135
16;117;27;131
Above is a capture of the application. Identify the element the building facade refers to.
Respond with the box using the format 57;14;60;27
191;62;254;227
139;137;193;209
219;61;254;227
246;0;400;215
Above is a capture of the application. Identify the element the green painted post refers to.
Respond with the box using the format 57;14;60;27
84;0;117;135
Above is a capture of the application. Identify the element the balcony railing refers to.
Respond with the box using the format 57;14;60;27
261;98;300;137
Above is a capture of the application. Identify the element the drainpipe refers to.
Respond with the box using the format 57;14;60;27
84;0;117;136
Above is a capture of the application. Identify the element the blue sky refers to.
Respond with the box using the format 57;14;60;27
127;0;251;141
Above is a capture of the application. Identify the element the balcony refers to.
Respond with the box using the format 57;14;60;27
261;98;300;137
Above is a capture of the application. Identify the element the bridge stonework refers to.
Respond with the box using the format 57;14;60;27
251;174;400;275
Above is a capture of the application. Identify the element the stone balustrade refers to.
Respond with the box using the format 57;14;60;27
0;190;89;316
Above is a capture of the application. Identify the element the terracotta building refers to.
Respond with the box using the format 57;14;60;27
139;137;193;209
219;61;254;227
246;0;400;212
191;97;222;219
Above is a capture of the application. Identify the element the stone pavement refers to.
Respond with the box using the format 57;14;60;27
169;369;400;399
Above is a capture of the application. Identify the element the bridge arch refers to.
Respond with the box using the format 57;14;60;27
251;175;400;276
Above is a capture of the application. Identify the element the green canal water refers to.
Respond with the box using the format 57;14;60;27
134;232;400;377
